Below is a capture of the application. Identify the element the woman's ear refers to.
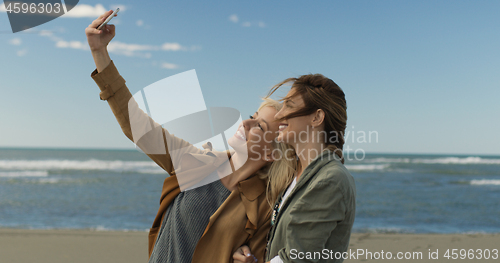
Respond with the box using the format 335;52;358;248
311;109;325;128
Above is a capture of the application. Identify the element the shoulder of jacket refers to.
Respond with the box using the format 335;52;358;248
312;160;350;180
307;160;355;194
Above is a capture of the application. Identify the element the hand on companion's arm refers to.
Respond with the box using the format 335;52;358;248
233;245;258;263
85;10;117;72
246;215;273;263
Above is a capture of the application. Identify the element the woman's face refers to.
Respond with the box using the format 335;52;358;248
228;106;280;162
274;88;314;145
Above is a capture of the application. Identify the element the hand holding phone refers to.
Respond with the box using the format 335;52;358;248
97;8;119;30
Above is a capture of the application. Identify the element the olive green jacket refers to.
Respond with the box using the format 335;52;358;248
266;149;356;263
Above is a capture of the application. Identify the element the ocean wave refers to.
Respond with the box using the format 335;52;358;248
364;157;411;164
0;159;163;174
35;178;65;184
137;168;168;174
92;225;120;232
345;164;390;171
353;227;415;234
3;177;104;185
0;225;150;232
470;179;500;186
412;157;500;165
363;156;500;165
0;171;48;177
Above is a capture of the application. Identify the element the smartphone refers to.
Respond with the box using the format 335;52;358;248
97;8;120;30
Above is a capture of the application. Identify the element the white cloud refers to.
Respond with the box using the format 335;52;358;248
110;5;126;12
37;29;197;58
39;30;63;42
107;41;157;54
63;4;107;18
39;30;53;37
55;40;88;50
0;4;6;12
229;14;267;28
161;62;179;69
229;14;239;23
17;49;28;56
135;19;151;29
161;42;185;51
106;41;190;57
9;38;22;45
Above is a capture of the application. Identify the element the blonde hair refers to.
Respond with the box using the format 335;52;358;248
254;97;298;207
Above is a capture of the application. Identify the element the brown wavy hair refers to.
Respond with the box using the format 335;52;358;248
267;74;347;163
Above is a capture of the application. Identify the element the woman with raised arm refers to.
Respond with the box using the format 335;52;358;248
85;10;297;263
234;74;356;263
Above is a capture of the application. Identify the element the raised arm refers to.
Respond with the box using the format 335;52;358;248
85;11;114;72
85;11;204;175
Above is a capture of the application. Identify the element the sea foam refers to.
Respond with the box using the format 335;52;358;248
470;179;500;186
0;171;48;177
345;164;390;171
363;156;500;165
0;159;164;175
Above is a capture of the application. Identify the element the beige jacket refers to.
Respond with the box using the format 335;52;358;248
91;61;272;263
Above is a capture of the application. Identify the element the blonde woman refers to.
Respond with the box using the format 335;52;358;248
85;10;297;263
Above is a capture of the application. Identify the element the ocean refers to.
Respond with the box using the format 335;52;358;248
0;148;499;234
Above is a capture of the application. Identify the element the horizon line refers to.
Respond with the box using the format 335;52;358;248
0;145;499;157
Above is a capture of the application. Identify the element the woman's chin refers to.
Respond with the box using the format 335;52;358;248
276;133;285;143
228;136;247;151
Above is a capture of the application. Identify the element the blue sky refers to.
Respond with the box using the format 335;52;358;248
1;0;499;155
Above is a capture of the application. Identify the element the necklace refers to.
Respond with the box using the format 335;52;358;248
270;194;283;226
271;176;298;226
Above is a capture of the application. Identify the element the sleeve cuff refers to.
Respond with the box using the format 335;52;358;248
90;60;126;100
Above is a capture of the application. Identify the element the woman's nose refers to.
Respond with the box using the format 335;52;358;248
274;108;283;120
241;118;252;129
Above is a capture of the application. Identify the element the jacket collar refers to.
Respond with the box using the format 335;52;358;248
238;174;266;201
200;142;267;233
239;174;267;235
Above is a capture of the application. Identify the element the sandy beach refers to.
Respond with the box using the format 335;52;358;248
0;229;148;263
1;229;499;263
347;233;500;262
